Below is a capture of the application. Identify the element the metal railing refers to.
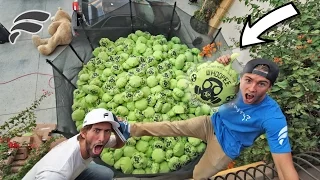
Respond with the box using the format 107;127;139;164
212;151;320;180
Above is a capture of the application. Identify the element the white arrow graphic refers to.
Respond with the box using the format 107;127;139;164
240;2;300;48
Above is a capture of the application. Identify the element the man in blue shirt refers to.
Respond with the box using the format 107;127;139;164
119;55;299;180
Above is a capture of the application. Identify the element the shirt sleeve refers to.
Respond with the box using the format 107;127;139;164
35;171;67;180
262;116;292;154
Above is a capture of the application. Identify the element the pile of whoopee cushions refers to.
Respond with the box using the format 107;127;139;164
71;30;240;174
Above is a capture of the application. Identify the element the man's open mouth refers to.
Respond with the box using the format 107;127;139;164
245;93;254;100
93;144;103;155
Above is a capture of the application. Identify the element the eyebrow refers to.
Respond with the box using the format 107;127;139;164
94;128;112;131
244;76;269;84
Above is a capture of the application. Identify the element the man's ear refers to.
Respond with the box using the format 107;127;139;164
267;84;272;93
80;129;87;139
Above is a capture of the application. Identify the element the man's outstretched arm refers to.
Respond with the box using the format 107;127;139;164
272;152;299;180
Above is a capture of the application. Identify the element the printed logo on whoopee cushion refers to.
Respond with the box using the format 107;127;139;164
189;53;240;107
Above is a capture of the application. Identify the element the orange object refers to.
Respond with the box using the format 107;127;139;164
200;43;219;57
273;57;283;65
227;161;236;169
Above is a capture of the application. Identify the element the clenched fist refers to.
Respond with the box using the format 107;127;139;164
216;54;231;66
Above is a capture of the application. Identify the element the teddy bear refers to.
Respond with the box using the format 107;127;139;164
32;7;72;56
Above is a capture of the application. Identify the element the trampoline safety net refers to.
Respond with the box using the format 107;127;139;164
49;0;232;179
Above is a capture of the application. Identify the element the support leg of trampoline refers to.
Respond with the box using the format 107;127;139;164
77;12;94;51
69;44;84;65
129;0;134;33
46;59;77;89
167;2;177;39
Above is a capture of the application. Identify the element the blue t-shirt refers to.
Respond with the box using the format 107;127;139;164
211;92;292;159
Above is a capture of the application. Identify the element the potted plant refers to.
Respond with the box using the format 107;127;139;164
190;0;222;34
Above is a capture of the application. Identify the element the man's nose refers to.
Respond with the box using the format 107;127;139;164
248;83;257;92
98;132;106;141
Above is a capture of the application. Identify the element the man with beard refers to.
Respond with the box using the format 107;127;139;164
119;55;299;180
22;108;127;180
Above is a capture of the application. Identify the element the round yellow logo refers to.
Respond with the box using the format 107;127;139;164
189;54;240;107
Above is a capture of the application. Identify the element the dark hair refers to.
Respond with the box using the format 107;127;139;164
254;64;270;73
77;124;93;140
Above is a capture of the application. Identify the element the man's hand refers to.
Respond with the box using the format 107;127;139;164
118;121;130;140
216;54;231;66
104;115;131;149
116;116;131;141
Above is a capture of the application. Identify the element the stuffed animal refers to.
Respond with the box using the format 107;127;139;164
32;7;72;56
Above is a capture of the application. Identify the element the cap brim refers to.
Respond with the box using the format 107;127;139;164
82;119;120;128
109;121;120;129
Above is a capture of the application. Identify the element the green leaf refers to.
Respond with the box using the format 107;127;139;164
313;22;320;29
301;14;309;21
313;104;320;109
275;80;288;89
279;36;287;43
292;66;299;70
270;86;281;92
301;25;310;31
293;92;304;98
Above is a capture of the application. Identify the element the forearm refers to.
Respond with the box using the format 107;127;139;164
113;133;125;148
272;153;299;180
276;165;285;180
105;135;117;148
105;135;125;149
277;168;299;180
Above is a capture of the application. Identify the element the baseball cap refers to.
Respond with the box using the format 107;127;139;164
241;58;279;85
82;108;120;129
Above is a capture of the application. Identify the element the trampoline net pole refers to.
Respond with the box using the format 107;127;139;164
167;1;177;39
46;59;77;89
77;12;94;51
129;0;134;33
69;44;84;65
211;27;222;44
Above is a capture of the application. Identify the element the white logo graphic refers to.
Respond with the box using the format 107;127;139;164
278;126;288;145
229;102;251;121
